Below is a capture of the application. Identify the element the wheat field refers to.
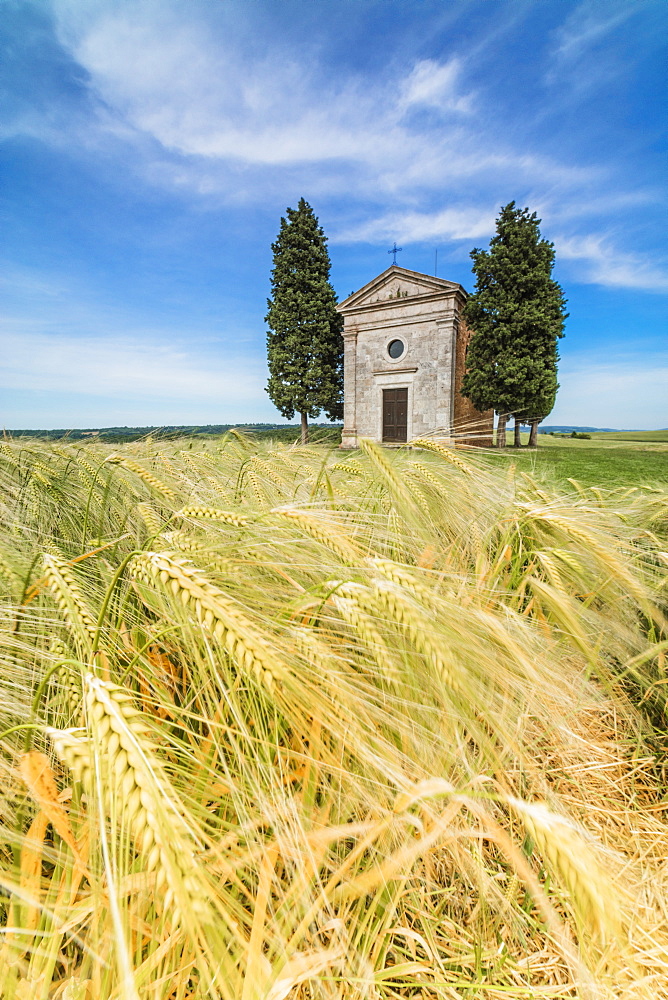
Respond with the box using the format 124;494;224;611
0;432;667;1000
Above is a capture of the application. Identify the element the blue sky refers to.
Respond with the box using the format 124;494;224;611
2;0;666;429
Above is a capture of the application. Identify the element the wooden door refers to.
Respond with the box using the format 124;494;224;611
382;388;408;442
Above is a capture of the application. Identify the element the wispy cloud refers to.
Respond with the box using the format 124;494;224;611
333;206;496;244
36;0;665;298
398;58;474;114
0;326;265;403
41;1;591;195
550;1;637;63
50;3;476;175
556;235;668;293
544;0;644;95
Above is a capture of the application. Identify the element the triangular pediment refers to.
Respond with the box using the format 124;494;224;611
338;266;463;312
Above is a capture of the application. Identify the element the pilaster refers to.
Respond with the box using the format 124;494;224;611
341;328;358;448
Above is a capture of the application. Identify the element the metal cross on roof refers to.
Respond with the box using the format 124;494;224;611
387;242;403;265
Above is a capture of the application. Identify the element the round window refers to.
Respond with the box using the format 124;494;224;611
388;339;405;360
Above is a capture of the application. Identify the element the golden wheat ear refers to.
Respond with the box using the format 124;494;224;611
177;505;248;527
273;506;363;565
129;550;286;690
410;437;474;474
105;455;177;502
507;797;623;943
42;554;98;651
49;674;212;927
136;502;164;536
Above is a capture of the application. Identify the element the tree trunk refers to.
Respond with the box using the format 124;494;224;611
528;419;539;447
300;411;309;446
513;418;522;448
496;413;508;448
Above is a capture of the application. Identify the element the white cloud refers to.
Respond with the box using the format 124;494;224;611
0;326;265;404
544;1;641;95
398;58;473;113
10;0;660;301
336;213;668;295
44;0;581;191
556;235;668;293
551;2;636;63
552;354;668;428
334;206;496;244
52;0;397;166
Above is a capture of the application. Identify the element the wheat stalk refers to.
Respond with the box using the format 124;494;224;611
76;464;101;499
159;454;177;476
159;531;232;575
206;475;233;500
75;452;102;480
331;462;364;477
246;468;270;505
42;554;98;648
357;438;416;507
271;507;362;566
368;557;442;611
410;438;473;474
401;471;432;513
48;674;210;924
0;549;21;590
411;461;443;488
273;508;362;566
528;507;662;624
178;450;205;479
330;579;458;690
48;638;83;721
178;506;248;527
130;550;285;690
137;503;164;536
535;550;569;596
250;455;289;491
332;595;401;688
370;579;459;690
507;797;621;942
105;455;176;502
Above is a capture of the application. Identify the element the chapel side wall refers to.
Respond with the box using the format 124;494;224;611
452;312;494;446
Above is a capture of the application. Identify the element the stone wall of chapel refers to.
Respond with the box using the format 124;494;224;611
345;293;459;442
452;314;495;446
340;267;496;447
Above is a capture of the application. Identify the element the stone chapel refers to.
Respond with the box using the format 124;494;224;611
337;265;494;448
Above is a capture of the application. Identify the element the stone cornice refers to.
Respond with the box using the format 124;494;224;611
339;288;461;317
371;367;419;375
344;311;455;334
338;265;466;313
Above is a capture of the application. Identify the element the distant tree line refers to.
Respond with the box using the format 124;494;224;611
5;424;342;444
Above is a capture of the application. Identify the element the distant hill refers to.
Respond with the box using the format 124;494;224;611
537;426;668;434
3;423;342;443
538;427;668;443
538;425;620;433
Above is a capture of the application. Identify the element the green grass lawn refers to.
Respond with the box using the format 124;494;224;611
484;433;668;487
589;429;668;443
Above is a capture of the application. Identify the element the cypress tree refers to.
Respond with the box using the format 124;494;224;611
462;202;567;447
265;199;343;445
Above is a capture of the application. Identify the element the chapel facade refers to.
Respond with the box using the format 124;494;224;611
337;265;494;449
